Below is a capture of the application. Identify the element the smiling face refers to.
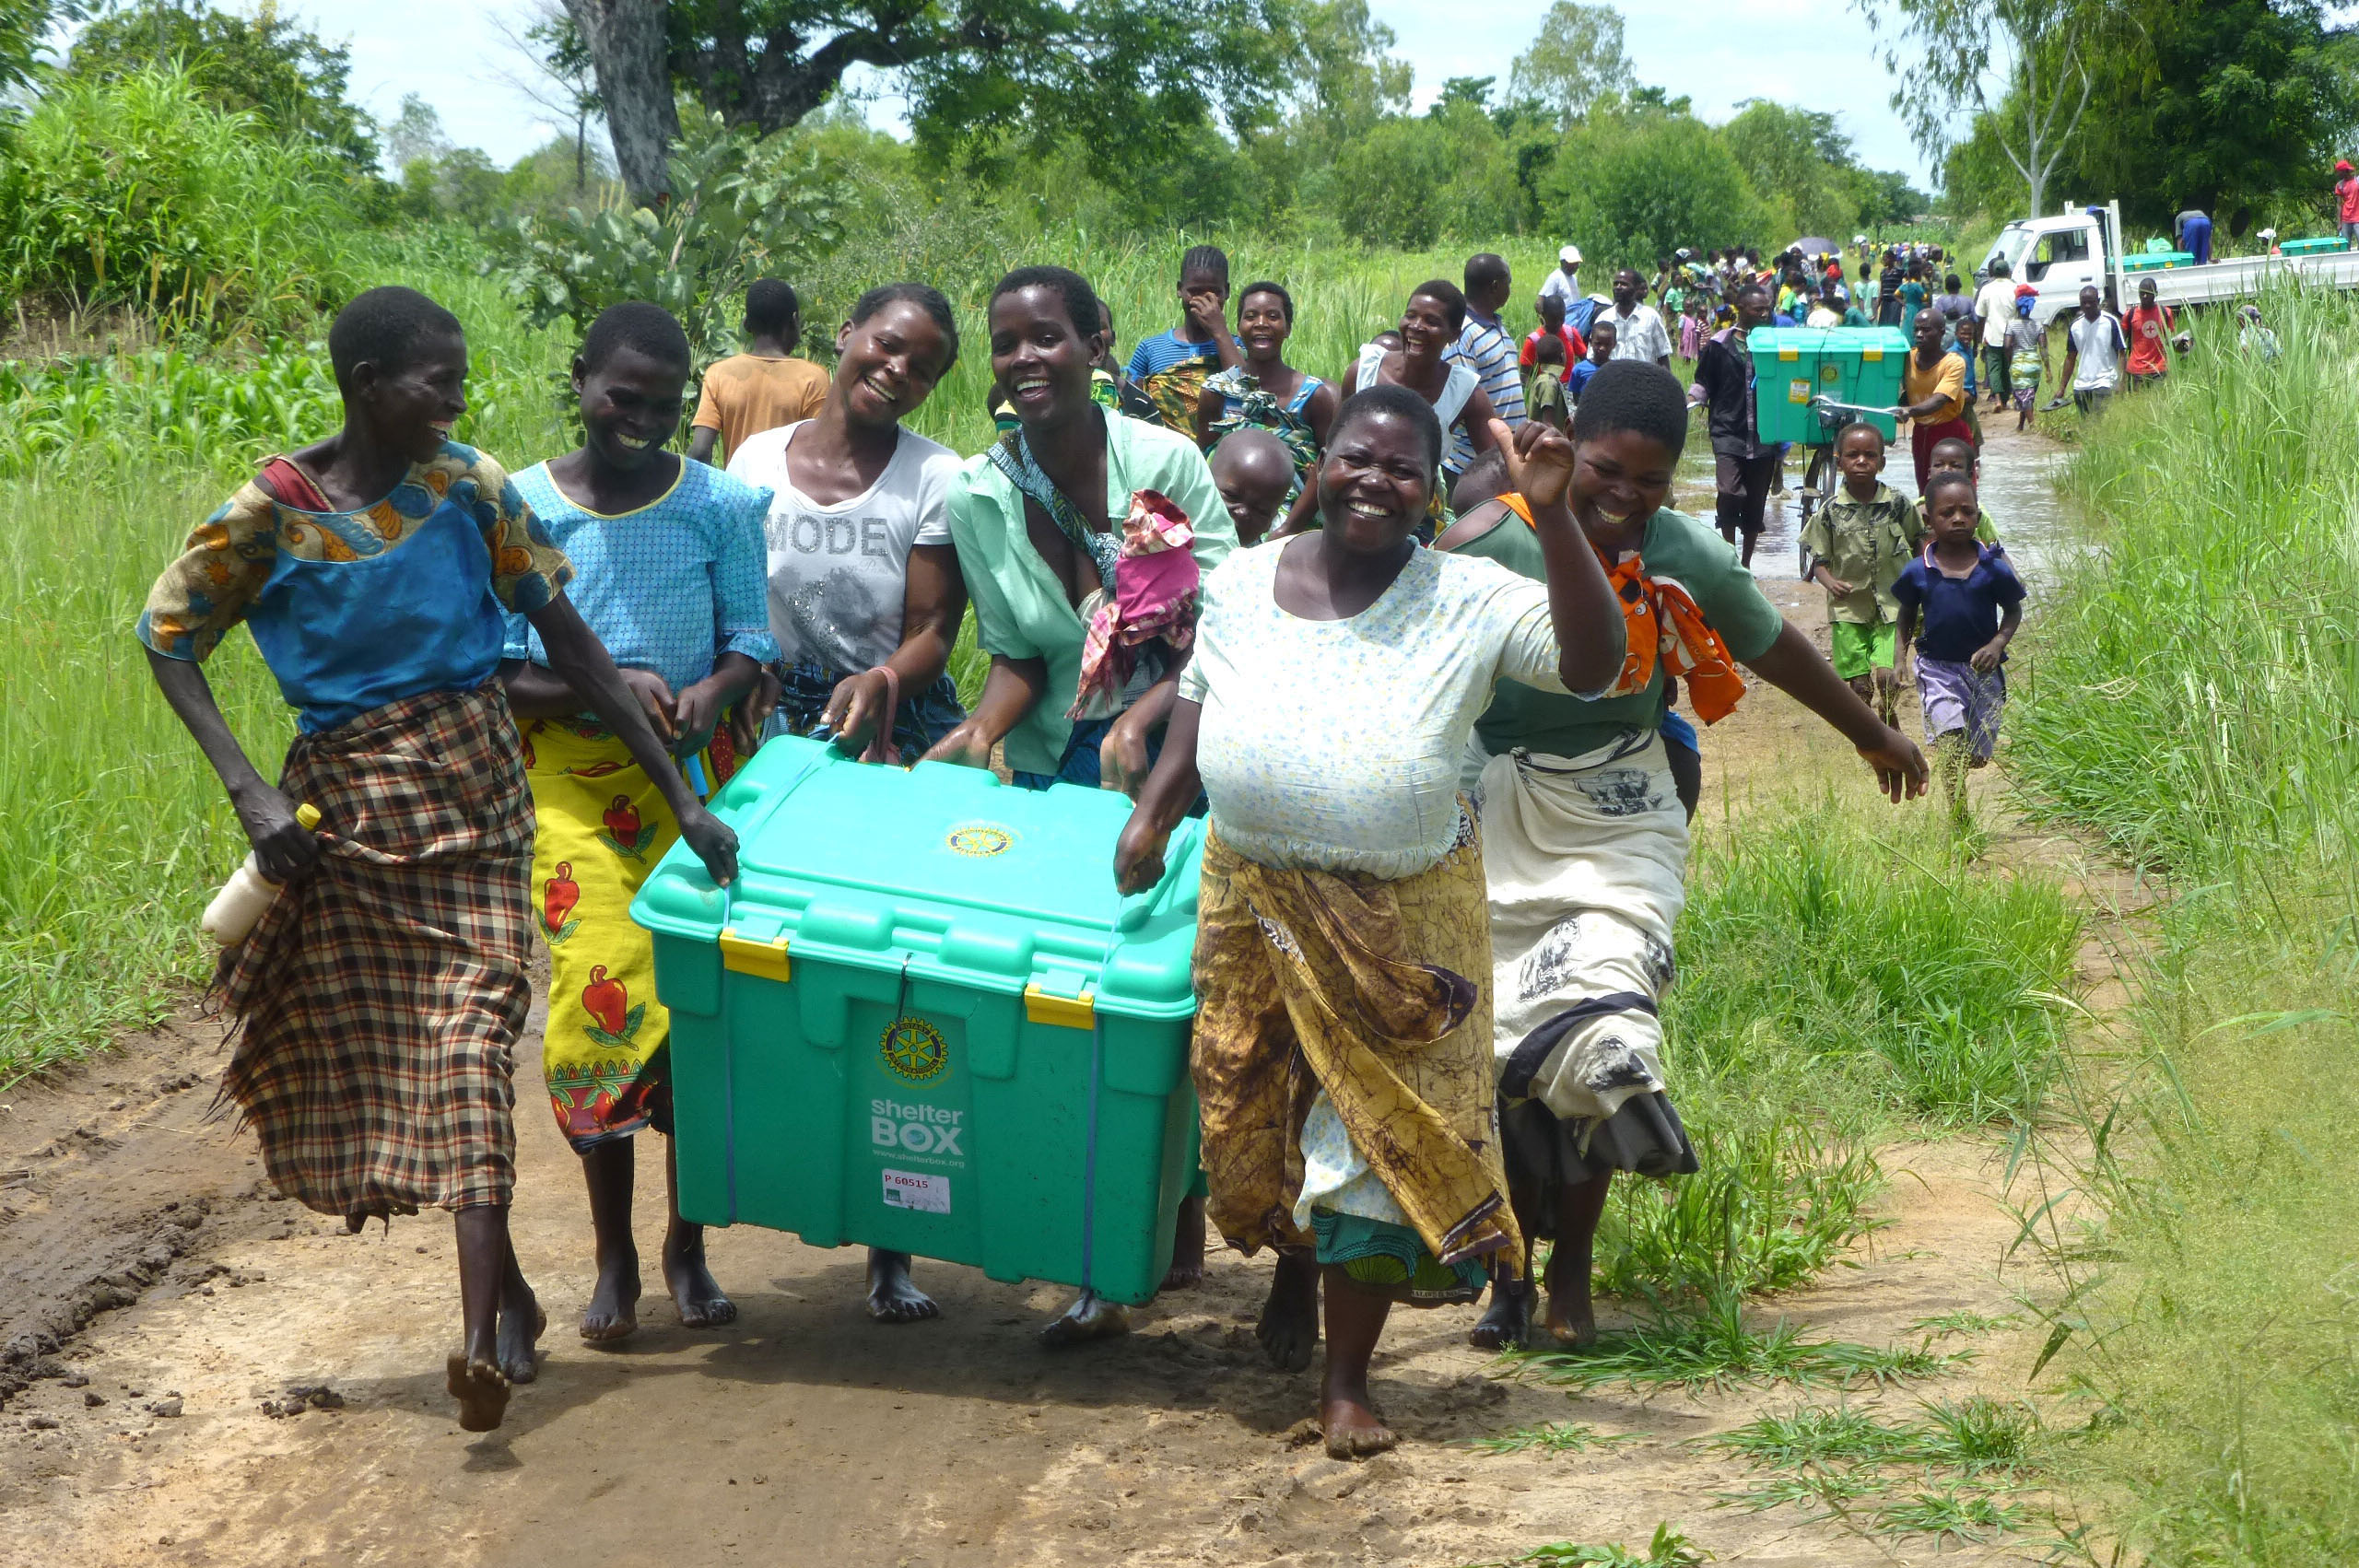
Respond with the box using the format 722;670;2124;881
1399;292;1455;361
1316;409;1432;550
1238;288;1292;362
989;285;1101;431
572;342;687;473
833;300;953;430
1568;427;1676;537
359;328;470;464
1837;425;1886;487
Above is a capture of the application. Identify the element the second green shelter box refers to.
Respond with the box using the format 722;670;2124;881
631;735;1206;1307
1749;326;1908;445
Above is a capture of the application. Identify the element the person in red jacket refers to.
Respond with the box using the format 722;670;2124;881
2122;276;2189;389
2338;159;2359;247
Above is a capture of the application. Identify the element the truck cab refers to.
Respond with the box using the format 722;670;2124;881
1979;208;2113;325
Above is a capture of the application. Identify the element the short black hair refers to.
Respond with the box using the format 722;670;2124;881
1464;252;1510;292
1238;279;1294;323
1332;383;1444;482
1409;278;1468;333
1568;359;1688;459
1735;281;1770;306
1180;244;1230;287
326;286;463;391
1944;273;1963;291
1923;471;1978;509
1836;419;1887;451
1533;333;1567;365
1449;448;1511;514
1928;435;1977;463
744;278;800;336
990;265;1103;342
850;282;960;374
581;299;691;375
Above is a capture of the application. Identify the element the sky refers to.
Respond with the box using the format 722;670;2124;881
276;0;1937;188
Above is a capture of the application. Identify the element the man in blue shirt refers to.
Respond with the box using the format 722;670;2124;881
1446;252;1524;471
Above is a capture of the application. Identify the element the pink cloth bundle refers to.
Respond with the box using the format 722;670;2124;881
1068;489;1200;720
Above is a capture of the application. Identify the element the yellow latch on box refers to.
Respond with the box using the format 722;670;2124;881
719;928;792;982
1778;346;1799;361
1024;983;1096;1029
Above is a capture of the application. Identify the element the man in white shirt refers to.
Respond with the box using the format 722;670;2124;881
1971;261;2020;409
1537;244;1582;313
1598;269;1672;367
2058;285;2126;415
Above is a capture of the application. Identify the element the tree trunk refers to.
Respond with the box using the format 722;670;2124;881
563;0;677;203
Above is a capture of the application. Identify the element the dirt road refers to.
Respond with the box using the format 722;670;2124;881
0;426;2083;1568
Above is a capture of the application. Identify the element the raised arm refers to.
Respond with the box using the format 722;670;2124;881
1489;419;1624;693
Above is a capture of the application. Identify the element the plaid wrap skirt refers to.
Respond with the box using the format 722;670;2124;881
217;684;534;1217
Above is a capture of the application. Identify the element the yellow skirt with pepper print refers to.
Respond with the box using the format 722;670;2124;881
523;718;734;1153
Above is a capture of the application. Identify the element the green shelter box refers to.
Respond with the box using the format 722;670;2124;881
632;735;1205;1306
1748;326;1908;445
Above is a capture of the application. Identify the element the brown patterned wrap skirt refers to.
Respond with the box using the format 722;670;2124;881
217;684;534;1218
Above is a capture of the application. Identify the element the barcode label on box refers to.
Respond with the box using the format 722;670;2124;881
882;1169;950;1214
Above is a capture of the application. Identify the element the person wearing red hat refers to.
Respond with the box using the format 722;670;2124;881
2338;160;2359;248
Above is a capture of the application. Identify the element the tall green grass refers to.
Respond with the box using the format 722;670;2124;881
2008;286;2359;1565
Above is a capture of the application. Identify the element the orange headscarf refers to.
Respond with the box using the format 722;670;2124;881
1497;494;1747;723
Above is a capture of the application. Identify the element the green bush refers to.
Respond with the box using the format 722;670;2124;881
500;109;846;363
0;64;368;333
1541;104;1770;271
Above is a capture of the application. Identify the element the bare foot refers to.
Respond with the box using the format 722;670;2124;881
497;1279;545;1385
1039;1289;1131;1348
1255;1249;1320;1373
1468;1279;1533;1352
1543;1258;1598;1349
1160;1192;1207;1292
866;1248;939;1324
1319;1386;1397;1459
663;1227;735;1328
445;1352;510;1433
581;1244;640;1342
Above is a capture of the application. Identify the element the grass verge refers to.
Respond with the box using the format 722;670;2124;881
2004;285;2359;1562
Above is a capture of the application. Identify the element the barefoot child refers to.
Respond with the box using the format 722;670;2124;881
499;302;777;1343
1436;364;1928;1351
1802;422;1919;728
138;287;740;1432
1895;473;2024;825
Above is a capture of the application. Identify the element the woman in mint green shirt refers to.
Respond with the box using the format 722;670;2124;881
925;265;1234;799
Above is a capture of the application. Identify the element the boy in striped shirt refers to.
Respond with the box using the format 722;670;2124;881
1447;252;1525;472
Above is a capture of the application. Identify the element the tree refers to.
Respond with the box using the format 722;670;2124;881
2065;0;2353;227
0;1;86;98
491;1;604;192
1542;101;1767;266
1858;0;2126;216
1293;0;1410;141
563;0;1299;205
1510;1;1636;129
382;93;449;173
1721;99;1869;239
65;0;378;170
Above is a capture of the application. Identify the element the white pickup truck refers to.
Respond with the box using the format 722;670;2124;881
1978;200;2359;325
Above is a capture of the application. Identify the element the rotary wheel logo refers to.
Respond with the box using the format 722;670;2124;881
880;1016;949;1084
945;822;1015;858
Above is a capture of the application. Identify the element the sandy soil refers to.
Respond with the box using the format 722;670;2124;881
0;423;2102;1568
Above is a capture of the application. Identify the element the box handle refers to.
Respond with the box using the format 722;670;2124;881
720;928;791;983
1024;983;1095;1029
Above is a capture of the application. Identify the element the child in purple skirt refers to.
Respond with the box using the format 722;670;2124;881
1895;471;2025;824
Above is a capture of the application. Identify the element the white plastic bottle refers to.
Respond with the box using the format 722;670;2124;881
202;803;322;945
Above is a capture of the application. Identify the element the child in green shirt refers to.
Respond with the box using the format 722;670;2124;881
1801;421;1919;724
